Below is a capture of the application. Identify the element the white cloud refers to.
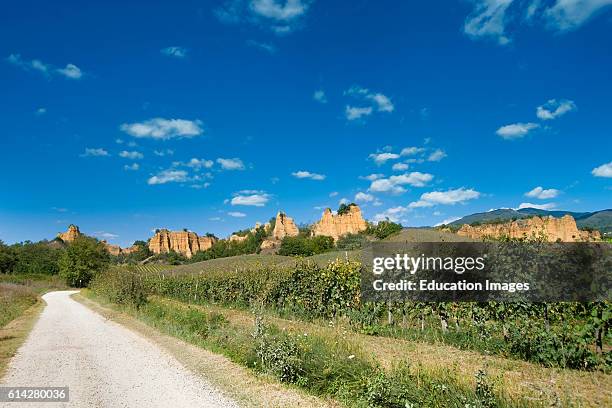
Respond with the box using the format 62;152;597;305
246;40;277;53
369;172;434;194
434;216;461;227
392;163;409;171
409;187;480;208
369;152;400;165
545;0;612;31
161;46;187;58
536;99;577;120
525;186;560;199
36;107;46;115
147;169;189;185
400;146;425;156
339;197;350;205
124;163;140;171
231;192;270;206
217;157;245;170
119;150;144;160
518;202;556;210
374;206;409;223
345;86;394;120
190;182;211;189
313;89;327;103
80;148;109;157
292;170;325;180
463;0;612;46
7;54;83;79
329;191;339;197
360;173;384;181
216;0;311;34
346;106;373;121
56;63;83;79
592;161;612;178
7;54;50;74
428;149;447;162
464;0;513;45
250;0;309;21
496;122;539;139
355;192;375;202
153;149;174;156
228;211;247;217
120;118;203;140
185;158;214;169
368;93;394;112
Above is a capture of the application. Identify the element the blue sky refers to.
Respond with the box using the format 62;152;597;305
1;0;611;247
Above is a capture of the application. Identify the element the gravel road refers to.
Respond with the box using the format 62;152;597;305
1;291;239;408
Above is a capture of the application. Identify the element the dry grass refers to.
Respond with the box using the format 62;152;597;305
157;297;611;407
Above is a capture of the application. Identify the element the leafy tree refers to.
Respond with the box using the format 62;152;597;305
368;220;402;240
59;237;110;287
115;241;152;264
0;240;17;274
12;241;63;275
337;203;357;216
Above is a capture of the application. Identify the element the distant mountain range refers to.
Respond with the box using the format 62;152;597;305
448;208;612;234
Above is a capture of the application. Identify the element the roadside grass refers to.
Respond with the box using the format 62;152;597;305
84;290;529;408
0;283;45;377
155;297;611;408
0;273;68;295
0;283;38;328
0;274;70;378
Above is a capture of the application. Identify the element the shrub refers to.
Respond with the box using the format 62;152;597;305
278;236;334;256
337;203;358;215
336;233;368;250
368;220;402;240
58;236;110;287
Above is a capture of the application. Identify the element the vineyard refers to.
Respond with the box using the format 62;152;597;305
89;254;611;407
93;258;611;371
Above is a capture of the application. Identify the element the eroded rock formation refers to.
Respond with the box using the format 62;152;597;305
456;215;601;242
312;205;368;241
272;212;299;240
57;225;82;243
148;229;216;258
229;234;248;243
102;242;140;256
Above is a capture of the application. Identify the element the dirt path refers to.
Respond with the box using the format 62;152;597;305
1;291;239;408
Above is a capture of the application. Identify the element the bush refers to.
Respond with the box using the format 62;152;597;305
337;203;358;215
336;233;368;250
368;220;402;240
58;236;110;287
278;236;334;256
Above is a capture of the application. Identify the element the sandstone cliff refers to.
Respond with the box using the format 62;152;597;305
102;242;141;256
456;215;601;242
312;205;368;241
148;229;216;258
57;225;82;243
229;234;248;242
272;212;299;240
